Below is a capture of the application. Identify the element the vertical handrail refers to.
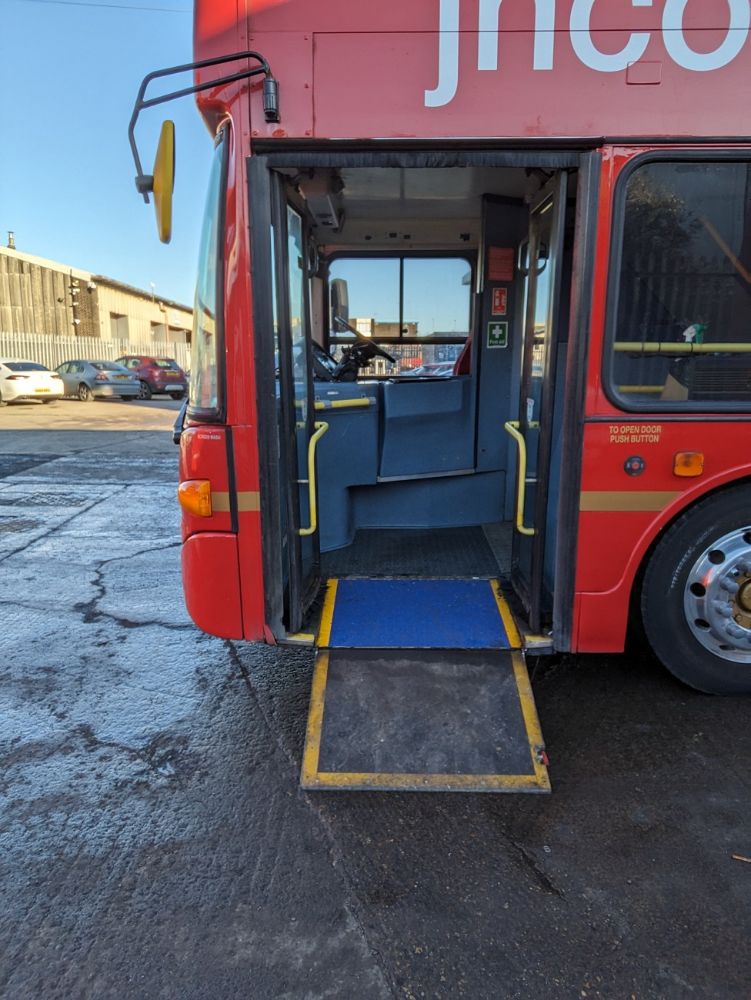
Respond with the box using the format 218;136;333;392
504;420;538;536
298;421;329;536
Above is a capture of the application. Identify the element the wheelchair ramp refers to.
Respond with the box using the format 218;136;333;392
301;579;550;793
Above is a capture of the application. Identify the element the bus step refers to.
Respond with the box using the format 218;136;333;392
301;647;550;793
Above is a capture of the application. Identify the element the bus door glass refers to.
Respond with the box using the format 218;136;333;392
510;173;568;633
271;179;321;633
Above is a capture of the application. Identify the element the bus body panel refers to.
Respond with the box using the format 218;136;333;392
182;533;244;639
179;425;233;538
198;0;751;143
186;2;751;660
568;142;751;652
178;86;271;641
575;422;751;651
232;423;271;642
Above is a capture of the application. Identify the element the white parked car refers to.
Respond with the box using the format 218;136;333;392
0;359;64;405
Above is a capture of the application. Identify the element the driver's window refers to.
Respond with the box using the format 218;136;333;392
328;256;471;375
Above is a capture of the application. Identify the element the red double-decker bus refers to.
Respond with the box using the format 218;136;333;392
131;0;751;790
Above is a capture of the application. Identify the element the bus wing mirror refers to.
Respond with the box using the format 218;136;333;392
330;278;349;327
152;120;175;244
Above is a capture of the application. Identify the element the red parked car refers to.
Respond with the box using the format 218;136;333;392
114;355;188;400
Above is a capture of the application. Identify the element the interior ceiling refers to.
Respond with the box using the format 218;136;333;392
296;166;547;250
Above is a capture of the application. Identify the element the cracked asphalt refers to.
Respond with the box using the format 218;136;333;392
1;399;750;999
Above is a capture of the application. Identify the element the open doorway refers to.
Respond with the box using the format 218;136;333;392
262;155;578;638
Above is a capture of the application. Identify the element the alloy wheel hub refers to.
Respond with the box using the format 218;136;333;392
684;527;751;663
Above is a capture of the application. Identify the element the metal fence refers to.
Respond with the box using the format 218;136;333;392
0;333;191;371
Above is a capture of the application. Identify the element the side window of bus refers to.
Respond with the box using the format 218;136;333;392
328;257;471;376
609;159;751;410
189;130;227;416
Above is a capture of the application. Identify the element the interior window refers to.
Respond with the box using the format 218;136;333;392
328;256;471;375
609;159;751;409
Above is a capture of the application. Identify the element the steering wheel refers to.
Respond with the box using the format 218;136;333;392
333;316;397;364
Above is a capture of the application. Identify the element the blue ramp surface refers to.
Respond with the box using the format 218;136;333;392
324;578;515;649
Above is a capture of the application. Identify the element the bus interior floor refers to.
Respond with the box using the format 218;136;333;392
319;524;511;579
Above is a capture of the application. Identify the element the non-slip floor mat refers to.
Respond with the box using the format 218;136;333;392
320;526;502;578
318;578;519;649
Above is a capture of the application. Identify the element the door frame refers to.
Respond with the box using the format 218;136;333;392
270;173;321;633
248;148;585;643
248;156;322;639
511;172;569;633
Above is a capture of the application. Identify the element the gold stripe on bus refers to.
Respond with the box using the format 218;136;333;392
211;490;260;513
580;490;680;512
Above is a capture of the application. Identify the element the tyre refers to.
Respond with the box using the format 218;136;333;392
642;484;751;694
169;392;185;401
0;391;6;407
78;383;92;402
138;381;152;400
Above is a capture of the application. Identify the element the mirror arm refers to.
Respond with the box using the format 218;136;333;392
129;50;277;203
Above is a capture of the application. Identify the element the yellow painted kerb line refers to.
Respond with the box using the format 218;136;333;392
490;580;522;649
316;578;338;647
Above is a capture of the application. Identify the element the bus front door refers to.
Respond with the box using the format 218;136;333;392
508;173;568;635
271;180;322;635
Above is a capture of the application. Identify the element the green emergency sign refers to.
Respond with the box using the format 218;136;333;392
487;321;508;349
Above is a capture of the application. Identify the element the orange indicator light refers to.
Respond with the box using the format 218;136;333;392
673;452;704;477
178;479;213;517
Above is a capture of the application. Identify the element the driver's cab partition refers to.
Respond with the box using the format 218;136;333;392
260;156;578;637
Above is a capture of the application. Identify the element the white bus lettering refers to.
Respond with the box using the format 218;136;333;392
478;0;555;72
570;0;652;72
425;0;460;107
425;0;751;109
662;0;749;71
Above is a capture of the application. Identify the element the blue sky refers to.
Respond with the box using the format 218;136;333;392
1;0;213;306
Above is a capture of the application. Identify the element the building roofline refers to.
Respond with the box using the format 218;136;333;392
0;244;91;280
0;245;192;314
90;274;192;314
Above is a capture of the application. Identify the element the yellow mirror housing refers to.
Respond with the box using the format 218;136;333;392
153;120;175;244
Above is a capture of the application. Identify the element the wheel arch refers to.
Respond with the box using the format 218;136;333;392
626;470;751;637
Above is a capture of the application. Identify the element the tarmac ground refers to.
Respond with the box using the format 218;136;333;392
1;398;750;999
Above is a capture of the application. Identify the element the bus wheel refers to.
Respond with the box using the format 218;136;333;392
642;485;751;694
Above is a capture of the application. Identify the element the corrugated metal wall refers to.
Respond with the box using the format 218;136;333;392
0;248;193;345
0;253;81;336
96;285;192;343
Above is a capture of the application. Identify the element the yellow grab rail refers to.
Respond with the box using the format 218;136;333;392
504;420;538;537
314;397;372;411
298;421;329;537
613;341;751;354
